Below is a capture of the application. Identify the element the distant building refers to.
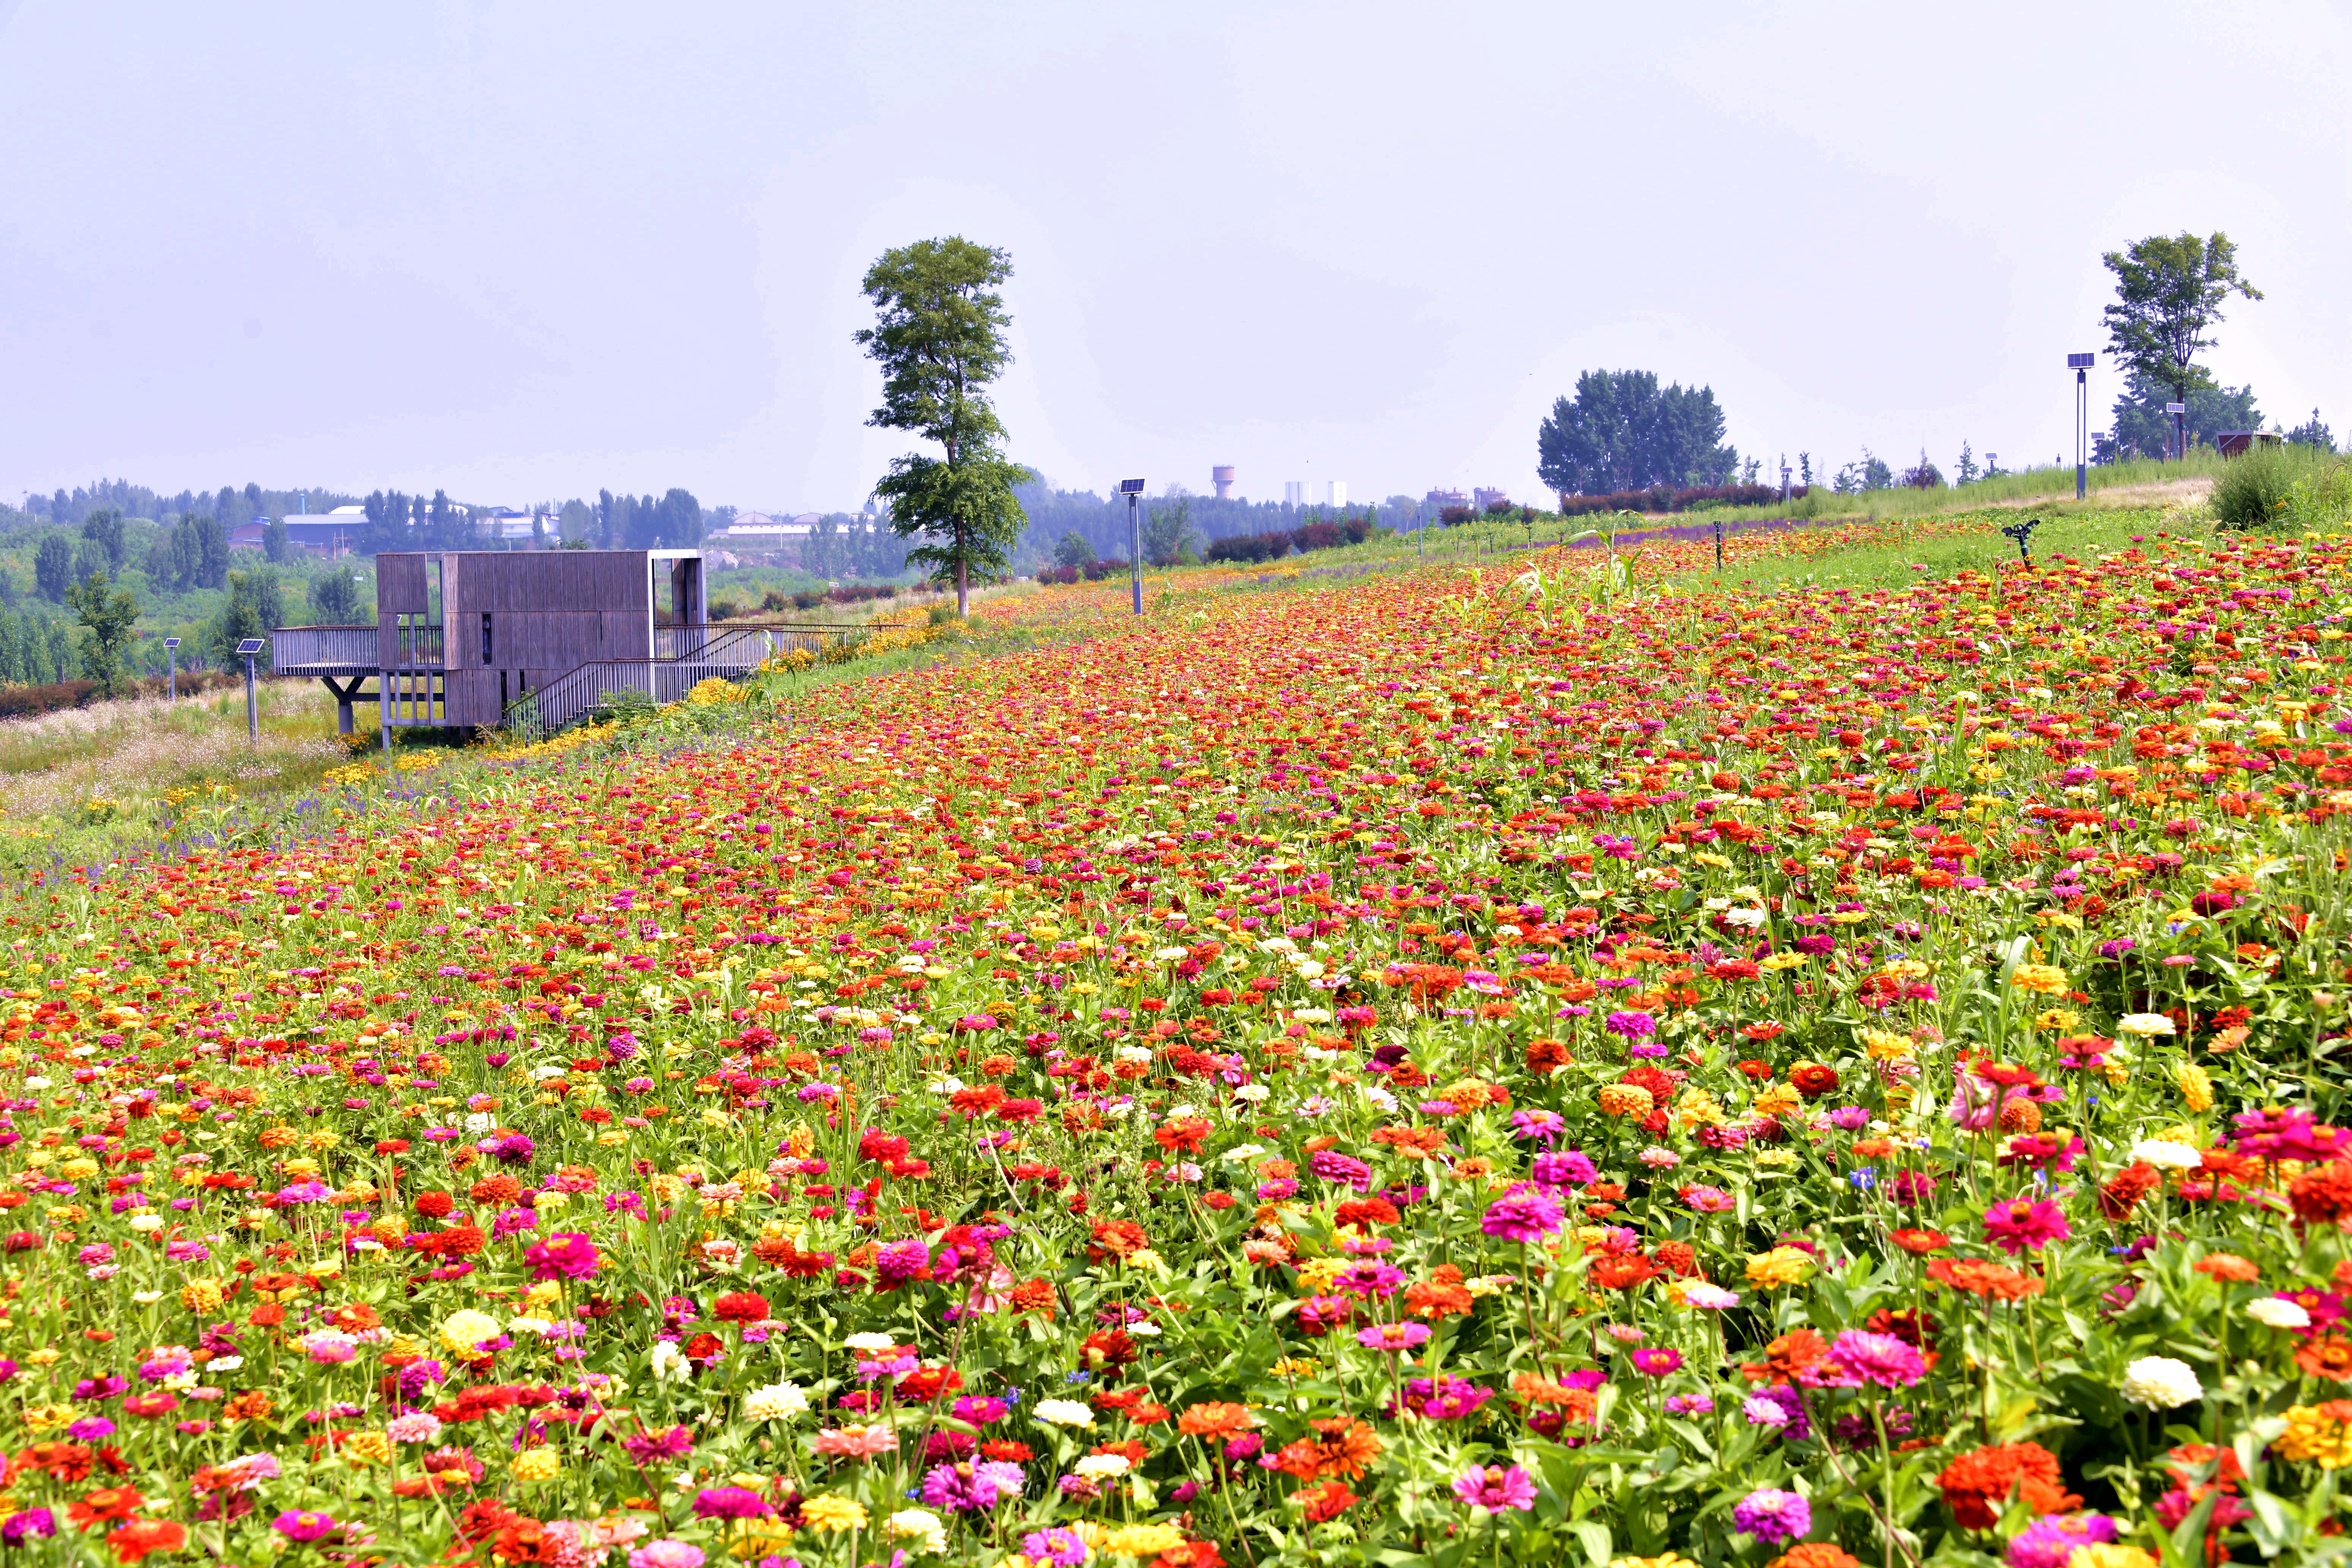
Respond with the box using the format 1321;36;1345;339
1327;481;1348;507
229;520;267;548
1284;481;1305;506
2216;431;2282;458
722;511;818;539
276;512;371;555
1473;487;1511;511
1212;465;1236;500
1424;488;1468;509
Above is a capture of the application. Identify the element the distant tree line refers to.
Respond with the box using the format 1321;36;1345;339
12;481;357;531
797;514;908;580
1013;480;1386;569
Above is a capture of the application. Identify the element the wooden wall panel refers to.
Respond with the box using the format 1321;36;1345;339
376;554;428;613
444;669;498;729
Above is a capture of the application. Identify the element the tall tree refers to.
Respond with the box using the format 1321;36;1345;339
2101;232;2261;446
33;534;73;602
1141;496;1197;567
196;513;229;590
1536;370;1739;498
65;571;138;697
856;236;1031;616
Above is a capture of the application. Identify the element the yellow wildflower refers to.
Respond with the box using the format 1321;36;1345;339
1745;1247;1813;1289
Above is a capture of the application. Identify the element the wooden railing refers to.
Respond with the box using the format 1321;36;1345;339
504;621;852;739
268;625;380;671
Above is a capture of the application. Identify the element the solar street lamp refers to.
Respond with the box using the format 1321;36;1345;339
236;638;265;747
2165;401;2187;463
163;637;180;701
1118;479;1146;615
2068;353;2094;498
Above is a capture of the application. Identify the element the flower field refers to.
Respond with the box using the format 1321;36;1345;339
3;522;2351;1568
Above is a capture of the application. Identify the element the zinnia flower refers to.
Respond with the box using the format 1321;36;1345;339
1451;1464;1536;1512
2120;1356;2202;1410
1731;1488;1811;1543
1825;1329;1927;1388
1982;1198;2070;1254
1480;1192;1565;1243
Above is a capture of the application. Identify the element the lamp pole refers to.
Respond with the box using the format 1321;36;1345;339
2165;401;2187;463
2068;353;2094;498
236;638;265;748
163;637;180;701
1118;479;1145;615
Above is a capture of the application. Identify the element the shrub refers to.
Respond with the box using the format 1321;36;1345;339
791;590;824;611
1556;483;1794;519
2212;444;2306;531
1294;520;1342;552
1036;564;1081;585
1439;506;1475;526
0;679;98;719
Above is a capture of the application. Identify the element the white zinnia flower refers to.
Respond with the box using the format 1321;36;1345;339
2130;1138;2205;1171
2120;1355;2203;1410
743;1381;809;1421
1073;1452;1131;1479
2245;1298;2311;1331
843;1331;898;1353
2116;1013;2177;1037
1031;1397;1095;1428
885;1508;946;1554
648;1342;689;1382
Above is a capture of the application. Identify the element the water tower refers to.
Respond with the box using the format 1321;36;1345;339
1212;465;1235;500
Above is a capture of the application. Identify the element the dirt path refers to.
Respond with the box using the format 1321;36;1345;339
1986;476;2213;509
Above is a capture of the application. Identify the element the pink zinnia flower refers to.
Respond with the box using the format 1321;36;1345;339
1982;1197;2071;1254
811;1423;898;1459
1825;1329;1927;1387
1628;1346;1683;1377
523;1232;601;1281
1356;1321;1432;1353
1451;1464;1536;1512
1479;1192;1565;1243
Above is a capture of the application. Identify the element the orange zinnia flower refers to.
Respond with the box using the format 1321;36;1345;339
1273;1418;1382;1481
1176;1402;1256;1439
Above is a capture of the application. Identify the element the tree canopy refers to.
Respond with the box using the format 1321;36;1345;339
1536;370;1740;498
2101;232;2261;417
65;570;138;697
857;237;1029;615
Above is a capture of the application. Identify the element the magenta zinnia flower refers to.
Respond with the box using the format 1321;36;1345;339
1308;1150;1375;1193
873;1238;931;1283
1731;1488;1811;1543
1826;1329;1927;1388
1982;1197;2071;1254
689;1487;770;1520
272;1512;338;1543
920;1458;1023;1511
1628;1346;1683;1377
1480;1192;1565;1243
523;1231;600;1281
2006;1513;2120;1568
1451;1464;1536;1512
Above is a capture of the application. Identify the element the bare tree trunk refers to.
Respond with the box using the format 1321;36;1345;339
956;547;968;618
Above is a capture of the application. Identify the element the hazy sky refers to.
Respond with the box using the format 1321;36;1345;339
3;1;2348;515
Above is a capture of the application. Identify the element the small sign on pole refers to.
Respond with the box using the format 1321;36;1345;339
236;638;265;747
163;637;180;701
